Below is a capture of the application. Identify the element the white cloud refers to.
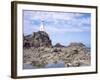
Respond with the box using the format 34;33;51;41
46;25;90;34
24;10;91;34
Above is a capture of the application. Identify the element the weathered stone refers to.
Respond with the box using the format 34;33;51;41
24;31;52;48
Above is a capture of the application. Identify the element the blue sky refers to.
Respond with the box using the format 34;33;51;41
23;10;91;47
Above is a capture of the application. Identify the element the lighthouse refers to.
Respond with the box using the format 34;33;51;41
39;20;45;32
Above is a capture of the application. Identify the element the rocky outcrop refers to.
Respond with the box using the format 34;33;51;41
23;31;52;48
23;35;33;48
32;31;52;47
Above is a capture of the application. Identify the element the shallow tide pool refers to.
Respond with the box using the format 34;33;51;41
23;61;65;69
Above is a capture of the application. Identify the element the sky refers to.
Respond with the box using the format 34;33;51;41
23;10;91;47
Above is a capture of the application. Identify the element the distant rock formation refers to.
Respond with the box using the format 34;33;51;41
68;42;85;47
23;31;52;48
67;42;86;52
54;43;65;47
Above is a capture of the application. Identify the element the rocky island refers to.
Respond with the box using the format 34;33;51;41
23;31;91;69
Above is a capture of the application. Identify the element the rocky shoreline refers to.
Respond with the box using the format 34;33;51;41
23;31;91;69
23;43;90;68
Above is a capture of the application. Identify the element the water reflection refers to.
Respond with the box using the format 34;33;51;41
23;60;65;69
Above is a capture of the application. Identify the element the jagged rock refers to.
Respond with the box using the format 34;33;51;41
65;62;80;67
32;31;52;47
23;35;33;48
52;48;62;53
23;31;52;48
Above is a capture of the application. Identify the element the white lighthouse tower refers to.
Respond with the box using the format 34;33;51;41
39;20;45;32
